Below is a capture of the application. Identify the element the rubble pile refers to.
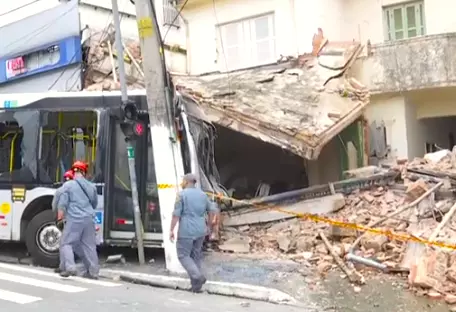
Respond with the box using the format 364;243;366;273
83;27;144;91
218;149;456;304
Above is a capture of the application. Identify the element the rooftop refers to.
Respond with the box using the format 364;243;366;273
174;39;369;160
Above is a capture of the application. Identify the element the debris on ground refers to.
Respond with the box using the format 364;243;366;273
216;149;456;302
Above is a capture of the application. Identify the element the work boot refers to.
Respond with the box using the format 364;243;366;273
59;270;77;278
83;272;99;280
191;276;207;293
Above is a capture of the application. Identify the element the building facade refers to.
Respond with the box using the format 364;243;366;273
79;0;188;73
179;0;456;171
0;1;82;92
0;0;188;93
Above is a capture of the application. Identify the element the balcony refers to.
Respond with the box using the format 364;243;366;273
354;33;456;94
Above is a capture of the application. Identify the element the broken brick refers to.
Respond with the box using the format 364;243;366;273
408;247;448;289
405;179;428;201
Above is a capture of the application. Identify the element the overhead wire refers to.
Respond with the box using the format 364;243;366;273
162;0;189;43
2;2;78;57
53;0;130;90
211;0;231;99
0;0;41;18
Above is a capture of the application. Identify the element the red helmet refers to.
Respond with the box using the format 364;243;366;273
71;161;88;174
63;170;74;181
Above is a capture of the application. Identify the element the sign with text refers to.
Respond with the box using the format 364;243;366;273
6;56;26;79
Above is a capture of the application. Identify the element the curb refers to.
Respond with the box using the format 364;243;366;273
100;269;300;306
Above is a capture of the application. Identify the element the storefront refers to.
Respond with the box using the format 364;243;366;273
0;36;82;92
0;2;82;93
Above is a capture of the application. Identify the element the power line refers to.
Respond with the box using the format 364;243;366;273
162;0;189;43
0;0;41;18
3;2;78;57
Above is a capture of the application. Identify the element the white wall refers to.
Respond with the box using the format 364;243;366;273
306;138;341;185
182;0;344;75
365;91;456;161
343;0;456;44
364;95;409;159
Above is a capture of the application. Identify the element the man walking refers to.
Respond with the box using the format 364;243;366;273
56;161;99;279
170;173;218;293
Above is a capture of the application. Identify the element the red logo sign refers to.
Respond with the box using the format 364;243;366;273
6;56;26;79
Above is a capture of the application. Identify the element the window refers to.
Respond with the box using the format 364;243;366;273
0;111;40;184
384;2;425;41
218;13;275;70
39;111;97;183
163;0;180;28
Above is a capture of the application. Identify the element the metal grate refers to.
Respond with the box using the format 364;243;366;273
163;0;180;27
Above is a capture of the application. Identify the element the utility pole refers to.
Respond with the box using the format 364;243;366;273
111;0;146;265
132;0;184;273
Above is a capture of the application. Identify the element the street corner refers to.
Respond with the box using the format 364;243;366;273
99;268;300;306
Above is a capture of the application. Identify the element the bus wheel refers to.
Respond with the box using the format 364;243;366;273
25;210;60;268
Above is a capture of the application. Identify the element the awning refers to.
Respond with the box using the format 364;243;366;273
173;41;369;160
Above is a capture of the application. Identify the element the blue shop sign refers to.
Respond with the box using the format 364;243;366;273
0;36;82;84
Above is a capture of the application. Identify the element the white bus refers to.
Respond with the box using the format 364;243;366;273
0;90;214;267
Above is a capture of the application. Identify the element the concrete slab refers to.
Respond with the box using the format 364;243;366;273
224;194;345;227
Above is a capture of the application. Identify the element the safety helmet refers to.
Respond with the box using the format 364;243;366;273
63;170;74;181
71;160;88;174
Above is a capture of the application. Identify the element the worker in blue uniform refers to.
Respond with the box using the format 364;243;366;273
55;161;99;279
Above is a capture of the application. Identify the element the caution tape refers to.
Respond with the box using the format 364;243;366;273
211;192;456;250
155;182;456;250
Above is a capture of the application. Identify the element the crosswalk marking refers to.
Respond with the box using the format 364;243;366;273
0;271;87;293
0;262;121;287
0;288;42;304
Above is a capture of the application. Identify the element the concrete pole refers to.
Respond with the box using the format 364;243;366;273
111;0;146;265
132;0;184;273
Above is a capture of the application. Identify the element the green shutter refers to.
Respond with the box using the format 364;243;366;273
383;1;425;41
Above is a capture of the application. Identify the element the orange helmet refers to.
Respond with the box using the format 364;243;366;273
63;170;74;181
71;161;88;174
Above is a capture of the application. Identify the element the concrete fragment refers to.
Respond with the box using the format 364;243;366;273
400;241;425;270
445;294;456;304
329;225;358;239
224;194;345;227
277;235;292;252
427;290;443;299
408;247;448;289
105;254;126;264
296;236;315;251
317;261;332;274
267;219;299;234
406;179;428;201
343;166;382;179
219;236;251;253
424;149;451;163
362;193;375;203
360;233;388;252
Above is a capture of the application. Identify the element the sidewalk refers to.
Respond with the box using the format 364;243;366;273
99;252;303;306
99;251;454;312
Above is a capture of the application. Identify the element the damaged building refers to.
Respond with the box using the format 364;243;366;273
174;40;370;199
82;25;371;200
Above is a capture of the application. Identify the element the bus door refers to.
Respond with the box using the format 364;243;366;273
104;116;162;245
0;110;40;241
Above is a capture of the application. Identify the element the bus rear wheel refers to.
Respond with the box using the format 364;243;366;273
25;210;60;268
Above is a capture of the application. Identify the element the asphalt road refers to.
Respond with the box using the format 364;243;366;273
0;262;307;312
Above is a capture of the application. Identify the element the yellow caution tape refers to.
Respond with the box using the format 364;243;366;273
155;183;456;250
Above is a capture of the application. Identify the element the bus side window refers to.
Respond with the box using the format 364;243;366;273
40;111;97;183
0;111;40;183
